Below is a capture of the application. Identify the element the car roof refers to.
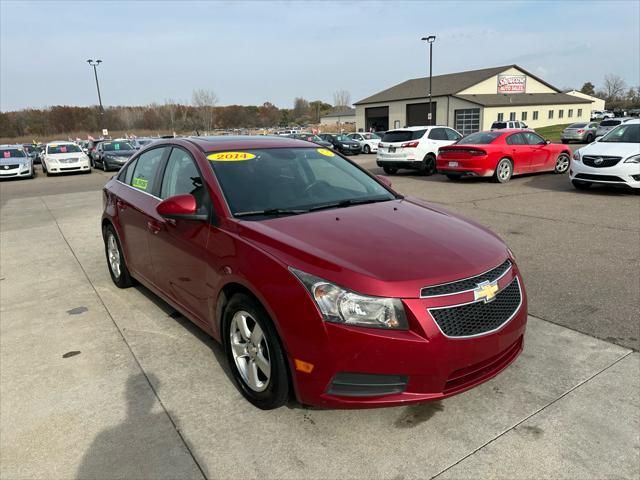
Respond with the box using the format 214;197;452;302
387;126;442;131
0;144;22;148
46;141;75;145
182;135;314;152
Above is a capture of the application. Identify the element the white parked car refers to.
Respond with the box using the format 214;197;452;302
347;132;381;154
0;144;34;179
41;141;91;176
491;121;529;130
570;119;640;190
376;126;462;175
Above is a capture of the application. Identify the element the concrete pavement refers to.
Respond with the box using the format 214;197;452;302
1;176;638;479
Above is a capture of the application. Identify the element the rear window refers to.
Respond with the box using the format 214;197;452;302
1;148;26;158
382;130;425;143
457;132;501;145
568;123;587;128
600;120;621;126
491;122;507;129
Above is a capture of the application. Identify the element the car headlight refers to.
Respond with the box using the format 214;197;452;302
572;151;581;162
290;268;408;330
46;157;56;164
342;144;349;147
624;154;640;163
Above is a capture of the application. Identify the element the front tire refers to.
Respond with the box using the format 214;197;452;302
493;158;513;183
421;154;436;176
363;145;370;154
383;166;398;175
103;225;135;288
572;180;592;190
555;153;570;174
223;293;290;410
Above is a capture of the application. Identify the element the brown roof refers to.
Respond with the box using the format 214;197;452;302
454;93;593;107
354;65;562;105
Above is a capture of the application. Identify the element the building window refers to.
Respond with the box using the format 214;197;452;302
548;110;554;119
533;111;539;120
497;113;504;121
578;109;582;117
521;111;528;121
559;109;564;119
509;112;516;121
454;108;480;135
568;109;573;118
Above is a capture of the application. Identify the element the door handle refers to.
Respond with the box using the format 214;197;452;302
147;220;162;234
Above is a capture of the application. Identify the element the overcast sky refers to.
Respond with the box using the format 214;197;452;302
1;0;639;111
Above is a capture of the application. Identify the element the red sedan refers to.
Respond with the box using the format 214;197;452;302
437;130;571;183
102;136;527;409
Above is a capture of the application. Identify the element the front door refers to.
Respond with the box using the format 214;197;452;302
504;133;530;174
523;132;552;171
148;146;212;325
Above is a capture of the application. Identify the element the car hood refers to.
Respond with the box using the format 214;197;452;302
47;152;85;159
104;150;136;157
577;141;640;158
236;198;509;298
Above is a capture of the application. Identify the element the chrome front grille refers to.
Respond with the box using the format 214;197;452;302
421;259;512;297
429;278;522;338
582;156;622;168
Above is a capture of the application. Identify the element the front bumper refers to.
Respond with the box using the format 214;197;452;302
104;157;128;169
561;133;587;141
0;165;32;178
288;267;527;408
570;159;640;188
46;160;90;174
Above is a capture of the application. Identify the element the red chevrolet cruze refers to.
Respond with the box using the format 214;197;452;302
102;136;527;409
437;129;571;183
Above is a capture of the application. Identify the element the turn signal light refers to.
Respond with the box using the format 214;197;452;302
294;359;314;373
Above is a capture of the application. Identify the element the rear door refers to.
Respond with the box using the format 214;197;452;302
115;146;169;285
505;133;530;173
148;146;213;324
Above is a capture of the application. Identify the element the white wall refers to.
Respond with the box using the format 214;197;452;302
566;91;605;111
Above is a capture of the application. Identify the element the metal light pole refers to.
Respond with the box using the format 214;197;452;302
421;36;436;125
87;59;104;128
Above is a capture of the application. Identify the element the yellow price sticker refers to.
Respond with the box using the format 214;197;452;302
317;148;335;157
207;151;256;162
132;177;148;190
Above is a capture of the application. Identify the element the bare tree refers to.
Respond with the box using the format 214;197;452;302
333;90;351;108
602;74;627;101
192;89;218;133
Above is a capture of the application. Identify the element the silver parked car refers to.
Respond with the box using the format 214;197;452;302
561;122;599;144
0;144;34;179
596;118;632;138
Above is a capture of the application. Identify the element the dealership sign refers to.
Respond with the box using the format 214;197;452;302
497;74;526;93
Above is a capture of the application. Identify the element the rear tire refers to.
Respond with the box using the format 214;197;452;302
222;293;290;410
561;139;569;144
586;134;594;143
383;166;398;175
572;180;592;190
103;225;135;288
493;158;513;183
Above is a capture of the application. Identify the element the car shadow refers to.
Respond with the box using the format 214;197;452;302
133;284;236;387
522;172;638;195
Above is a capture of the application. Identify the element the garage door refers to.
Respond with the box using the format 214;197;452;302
365;106;389;132
406;102;436;126
454;108;480;135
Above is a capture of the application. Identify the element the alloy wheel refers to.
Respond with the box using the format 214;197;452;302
497;159;512;182
107;233;121;279
229;311;271;392
555;153;570;174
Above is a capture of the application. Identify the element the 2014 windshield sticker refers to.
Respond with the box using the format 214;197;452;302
207;152;256;161
132;177;149;190
317;148;335;157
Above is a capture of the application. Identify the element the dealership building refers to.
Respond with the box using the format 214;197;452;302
354;65;594;134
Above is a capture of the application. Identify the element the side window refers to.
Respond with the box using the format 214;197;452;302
506;133;526;145
445;129;462;141
118;159;136;183
130;147;166;193
160;148;208;210
523;132;546;145
428;128;447;140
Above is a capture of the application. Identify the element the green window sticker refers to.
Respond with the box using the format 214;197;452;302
115;143;120;150
132;177;148;190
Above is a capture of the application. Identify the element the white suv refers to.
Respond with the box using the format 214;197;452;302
570;119;640;190
376;126;462;175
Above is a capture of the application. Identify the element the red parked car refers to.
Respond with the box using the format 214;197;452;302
102;136;527;409
437;130;571;183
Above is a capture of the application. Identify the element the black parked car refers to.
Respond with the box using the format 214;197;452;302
317;133;361;155
92;140;137;171
22;144;42;164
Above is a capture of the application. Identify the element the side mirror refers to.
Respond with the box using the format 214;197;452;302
376;175;392;188
545;140;551;144
157;194;208;221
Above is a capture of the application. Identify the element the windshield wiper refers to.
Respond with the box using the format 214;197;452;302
309;197;392;212
234;208;308;218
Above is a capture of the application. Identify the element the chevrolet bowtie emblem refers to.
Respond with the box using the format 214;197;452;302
474;280;499;303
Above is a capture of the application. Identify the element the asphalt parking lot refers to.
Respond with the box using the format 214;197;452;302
1;160;638;479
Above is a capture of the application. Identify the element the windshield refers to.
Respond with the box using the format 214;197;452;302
103;141;134;151
600;123;640;143
47;144;82;154
363;133;381;140
1;148;26;158
600;120;621;127
382;130;424;143
457;132;501;144
208;147;395;218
